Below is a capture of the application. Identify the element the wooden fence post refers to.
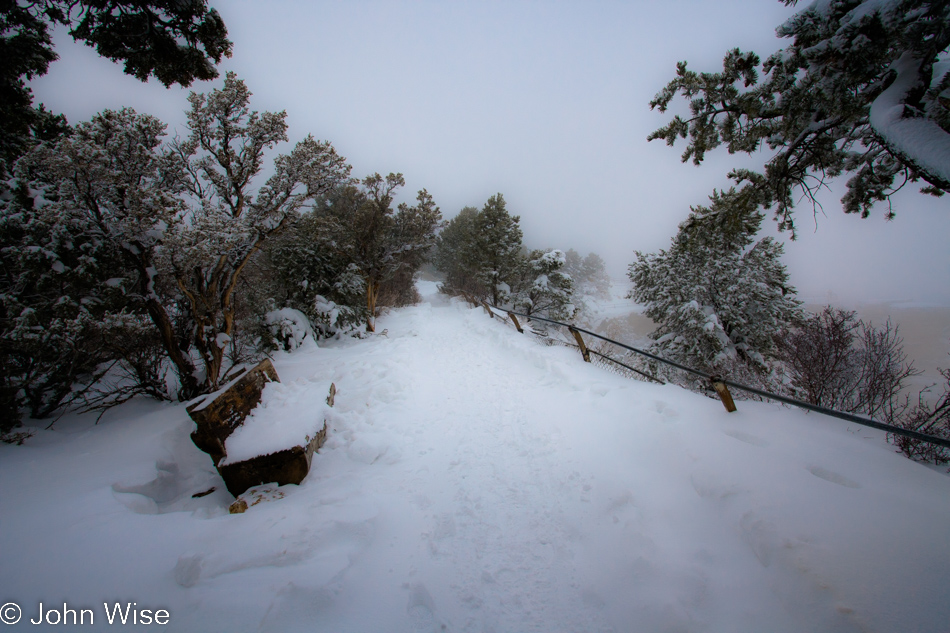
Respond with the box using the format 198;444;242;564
568;327;591;362
711;378;737;412
481;302;494;318
508;313;524;333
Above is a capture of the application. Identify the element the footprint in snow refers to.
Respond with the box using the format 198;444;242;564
427;514;457;558
739;512;778;568
722;429;770;447
653;400;678;420
690;472;745;501
406;583;446;632
807;465;861;489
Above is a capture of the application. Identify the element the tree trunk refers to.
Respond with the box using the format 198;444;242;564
0;364;20;432
143;296;200;400
366;280;379;333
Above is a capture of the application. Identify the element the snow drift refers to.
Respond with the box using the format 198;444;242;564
1;280;948;632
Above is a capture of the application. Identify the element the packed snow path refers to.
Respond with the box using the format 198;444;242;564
2;281;949;632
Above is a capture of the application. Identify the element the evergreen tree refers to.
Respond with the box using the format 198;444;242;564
433;194;523;305
563;248;583;282
2;107;188;422
383;187;443;307
561;248;611;316
580;252;611;300
4;75;349;415
253;211;367;341
313;173;441;332
433;206;482;296
473;194;523;306
0;0;231;176
629;189;802;379
512;249;576;322
166;73;350;389
649;0;950;234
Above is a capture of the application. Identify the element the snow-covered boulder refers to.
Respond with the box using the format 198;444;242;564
186;359;280;465
215;378;333;496
186;360;333;497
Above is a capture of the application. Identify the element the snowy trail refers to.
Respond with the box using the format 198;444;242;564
274;288;614;631
2;281;949;632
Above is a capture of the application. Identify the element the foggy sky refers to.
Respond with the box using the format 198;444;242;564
29;0;950;305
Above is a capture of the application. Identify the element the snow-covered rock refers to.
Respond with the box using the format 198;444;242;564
186;359;331;496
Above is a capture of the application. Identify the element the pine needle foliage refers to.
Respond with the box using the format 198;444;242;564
649;0;950;234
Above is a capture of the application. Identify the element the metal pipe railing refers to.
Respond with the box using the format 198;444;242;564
479;302;950;450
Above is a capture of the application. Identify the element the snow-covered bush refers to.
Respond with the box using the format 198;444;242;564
893;367;950;464
263;308;314;352
253;209;370;341
310;295;364;339
512;249;576;322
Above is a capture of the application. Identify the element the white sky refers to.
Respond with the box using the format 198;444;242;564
29;0;950;305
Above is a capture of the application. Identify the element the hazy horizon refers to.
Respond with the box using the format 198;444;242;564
29;0;950;306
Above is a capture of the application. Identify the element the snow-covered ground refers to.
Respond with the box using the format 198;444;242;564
2;280;949;632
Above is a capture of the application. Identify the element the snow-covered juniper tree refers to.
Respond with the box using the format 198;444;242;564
312;173;441;332
4;74;349;411
166;73;350;390
1;108;189;421
649;0;950;234
512;249;576;322
629;188;802;380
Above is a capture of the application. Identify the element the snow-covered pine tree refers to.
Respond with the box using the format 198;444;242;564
580;252;611;300
561;248;588;314
433;206;483;297
563;249;611;305
512;249;576;322
649;0;950;233
564;249;584;281
0;0;231;178
628;188;802;382
473;194;523;306
311;173;441;332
